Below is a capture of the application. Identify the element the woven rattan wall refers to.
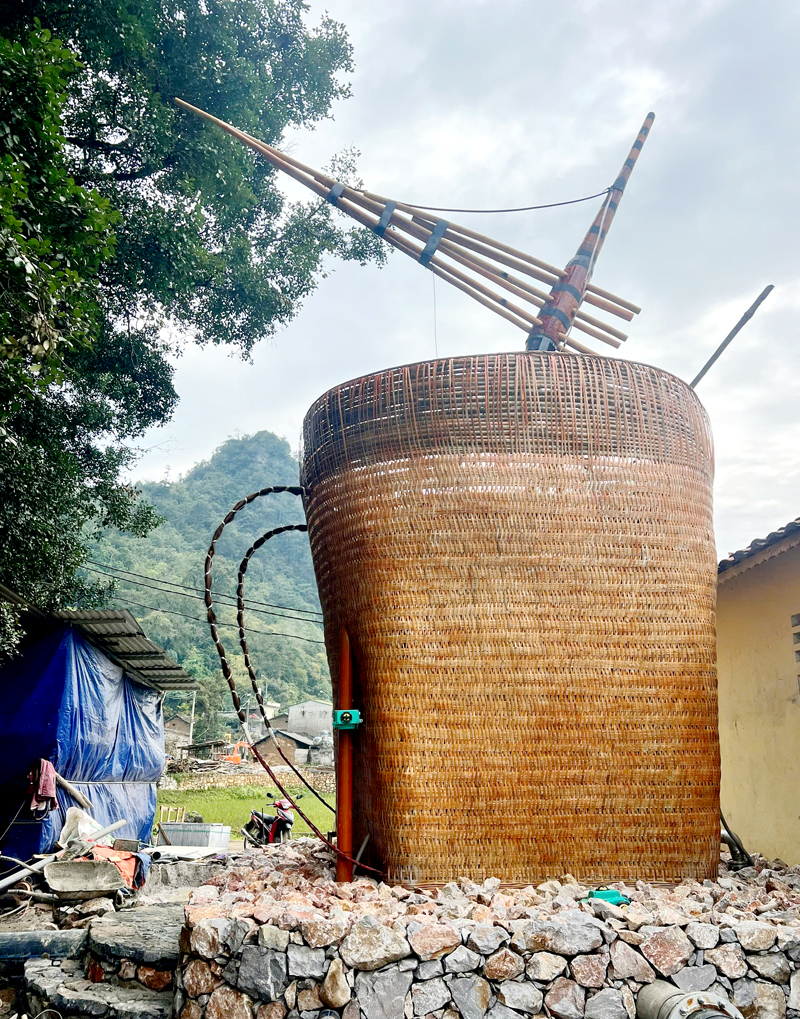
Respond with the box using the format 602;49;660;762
300;352;719;884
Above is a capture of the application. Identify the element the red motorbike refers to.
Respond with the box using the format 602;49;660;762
241;796;297;847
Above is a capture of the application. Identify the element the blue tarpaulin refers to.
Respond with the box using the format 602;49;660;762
0;625;164;858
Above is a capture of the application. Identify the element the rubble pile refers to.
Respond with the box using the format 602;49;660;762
176;841;800;1019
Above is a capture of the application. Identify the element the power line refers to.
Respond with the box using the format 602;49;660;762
383;186;612;215
87;559;323;616
112;594;326;645
85;565;323;627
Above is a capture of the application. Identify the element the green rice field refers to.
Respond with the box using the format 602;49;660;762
156;783;335;840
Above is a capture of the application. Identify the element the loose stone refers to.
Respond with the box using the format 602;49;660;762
206;985;254;1019
527;951;569;982
671;965;718;992
301;916;350;949
297;985;323;1011
570;953;609;988
183;958;218;997
444;945;482;973
705;943;749;980
354;967;414;1019
417;959;444;980
684;922;720;949
448;975;492;1019
639;927;693;977
259;926;291;952
609;941;655;984
788;971;800;1011
747;953;791;984
411;976;452;1015
486;1005;521;1019
237;946;290;1000
735;923;778;952
483;948;524;981
468;923;510;955
407;921;461;961
545;976;586;1019
739;981;787;1019
137;965;172;991
321;958;350;1008
256;1004;287;1019
584;988;629;1019
512;919;603;956
496;980;545;1015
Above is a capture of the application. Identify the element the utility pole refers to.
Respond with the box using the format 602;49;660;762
188;689;197;744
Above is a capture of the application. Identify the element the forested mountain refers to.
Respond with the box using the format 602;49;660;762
90;432;330;740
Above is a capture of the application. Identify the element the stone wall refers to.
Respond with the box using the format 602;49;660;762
175;841;800;1019
166;769;336;795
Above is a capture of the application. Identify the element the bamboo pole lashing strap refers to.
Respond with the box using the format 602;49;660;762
374;201;397;238
419;219;449;267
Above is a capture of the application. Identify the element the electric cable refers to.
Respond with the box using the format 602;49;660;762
87;559;322;617
85;565;323;627
111;594;326;645
375;186;613;215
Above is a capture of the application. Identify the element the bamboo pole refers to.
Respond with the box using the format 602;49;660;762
235;126;643;322
527;113;654;351
557;332;596;355
394;215;622;347
175;98;640;353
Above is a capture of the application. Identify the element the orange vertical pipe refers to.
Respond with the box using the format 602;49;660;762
336;626;354;882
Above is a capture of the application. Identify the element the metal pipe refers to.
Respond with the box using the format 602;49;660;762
55;773;93;811
637;980;744;1019
0;818;127;893
336;627;355;883
527;112;655;351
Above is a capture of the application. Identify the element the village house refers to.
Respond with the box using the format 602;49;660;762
164;713;192;738
252;729;316;766
716;516;800;863
286;698;333;737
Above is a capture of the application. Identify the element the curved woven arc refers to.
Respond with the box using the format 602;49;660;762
301;352;719;884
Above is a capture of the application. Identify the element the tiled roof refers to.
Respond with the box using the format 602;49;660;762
718;517;800;574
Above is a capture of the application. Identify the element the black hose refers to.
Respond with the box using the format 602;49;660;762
720;811;754;869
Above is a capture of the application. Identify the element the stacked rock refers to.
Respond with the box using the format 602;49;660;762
175;839;800;1019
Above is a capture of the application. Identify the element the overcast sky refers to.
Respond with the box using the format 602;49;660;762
130;0;800;559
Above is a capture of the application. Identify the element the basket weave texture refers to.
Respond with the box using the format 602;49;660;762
301;352;719;884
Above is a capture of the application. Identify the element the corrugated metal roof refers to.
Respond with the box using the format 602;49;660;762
718;516;800;574
254;729;316;748
50;608;197;692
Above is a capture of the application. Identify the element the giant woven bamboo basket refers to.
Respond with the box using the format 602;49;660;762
300;352;719;884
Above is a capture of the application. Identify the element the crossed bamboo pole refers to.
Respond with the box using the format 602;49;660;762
175;98;642;355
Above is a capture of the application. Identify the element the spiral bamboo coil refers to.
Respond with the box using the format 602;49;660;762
301;352;719;884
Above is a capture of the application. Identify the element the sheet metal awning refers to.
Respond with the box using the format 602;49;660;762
53;609;197;692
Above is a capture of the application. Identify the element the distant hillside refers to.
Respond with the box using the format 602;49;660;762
91;431;330;739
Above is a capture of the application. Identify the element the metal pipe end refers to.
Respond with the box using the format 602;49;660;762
637;981;744;1019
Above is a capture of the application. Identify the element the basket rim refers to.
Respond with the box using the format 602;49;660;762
302;349;705;419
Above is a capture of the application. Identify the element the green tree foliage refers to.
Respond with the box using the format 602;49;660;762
0;26;161;638
0;2;385;655
93;431;331;731
1;0;386;359
0;27;117;394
